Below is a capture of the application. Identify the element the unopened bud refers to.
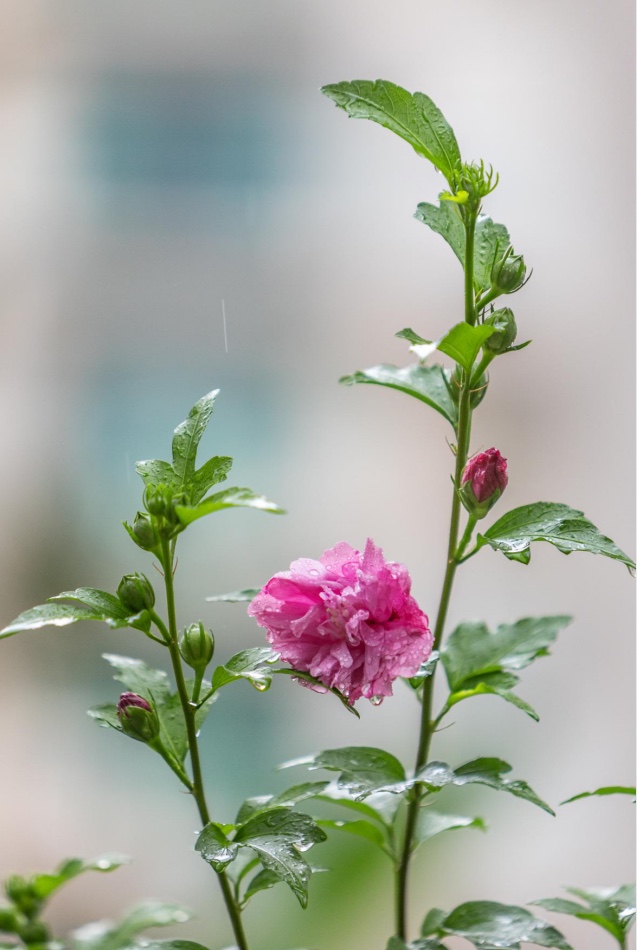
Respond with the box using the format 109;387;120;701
491;248;526;295
459;448;508;519
18;921;49;944
179;622;214;670
131;512;159;551
117;573;155;613
4;877;36;917
116;692;160;743
0;905;19;932
484;307;517;354
451;366;489;410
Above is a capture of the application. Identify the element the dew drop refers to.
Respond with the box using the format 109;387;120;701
294;839;313;853
252;680;268;692
370;695;384;707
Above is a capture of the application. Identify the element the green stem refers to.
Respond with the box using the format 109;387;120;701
159;538;250;950
454;516;477;562
394;211;478;942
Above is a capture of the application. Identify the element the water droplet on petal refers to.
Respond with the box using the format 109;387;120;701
370;695;384;707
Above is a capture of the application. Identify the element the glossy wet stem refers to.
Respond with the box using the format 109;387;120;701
395;208;478;941
159;538;250;950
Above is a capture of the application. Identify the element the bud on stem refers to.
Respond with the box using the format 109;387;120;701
459;448;508;519
116;692;160;743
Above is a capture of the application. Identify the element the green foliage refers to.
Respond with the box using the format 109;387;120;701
561;785;636;804
398;323;495;374
88;655;215;763
477;502;636;570
340;364;458;428
206;589;261;603
532;885;635;947
415;203;513;297
134;390;283;528
439;616;571;721
321;80;461;185
421;900;572;948
72;902;196;950
418;757;554;814
196;807;326;908
0;588;150;640
272;668;361;717
210;647;279;693
413;811;486;852
283;747;407;800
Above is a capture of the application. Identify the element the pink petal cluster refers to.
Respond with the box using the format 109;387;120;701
462;447;508;502
248;539;432;704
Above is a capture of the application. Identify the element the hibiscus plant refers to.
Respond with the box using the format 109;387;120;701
0;81;634;950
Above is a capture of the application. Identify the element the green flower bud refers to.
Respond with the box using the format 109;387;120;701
484;307;517;354
116;693;160;743
179;622;214;670
0;903;20;932
450;366;489;409
144;485;170;517
4;877;37;917
491;247;526;294
131;512;160;551
117;573;155;613
18;921;49;945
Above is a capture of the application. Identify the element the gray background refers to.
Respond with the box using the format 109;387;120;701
0;2;634;948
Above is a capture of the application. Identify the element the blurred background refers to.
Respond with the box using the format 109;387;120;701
0;1;634;948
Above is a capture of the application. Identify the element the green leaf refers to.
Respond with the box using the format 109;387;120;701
87;703;121;732
135;459;176;491
477;502;636;571
175;487;285;525
316;786;399;825
415;201;465;267
235;808;326;908
429;901;572;948
533;886;636;945
340;364;458;428
414;204;511;295
189;456;233;505
473;216;512;296
408;651;440;689
29;855;129;901
0;603;111;638
195;823;239;872
319;818;388;851
561;785;636;804
386;939;446;950
50;589;128;620
451;758;554;815
321;80;461;183
73;903;194;950
211;647;279;693
439;616;571;721
242;867;283;904
413;810;486;851
235;782;330;825
283;747;406;800
436;323;494;372
443;617;571;690
205;589;261;603
171;390;219;491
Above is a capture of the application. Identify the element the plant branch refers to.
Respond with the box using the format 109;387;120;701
159;538;250;950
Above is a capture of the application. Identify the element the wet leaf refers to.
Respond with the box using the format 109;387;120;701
234;808;326;908
282;747;406;800
532;885;635;945
175;488;284;525
477;502;635;571
205;589;261;603
211;647;279;692
436;323;494;372
322;80;461;183
416;758;554;814
235;782;330;824
171;390;219;491
413;811;486;851
428;900;573;948
29;855;129;901
195;823;239;872
340;364;457;428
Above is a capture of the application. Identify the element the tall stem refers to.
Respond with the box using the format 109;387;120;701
160;538;250;950
394;210;477;941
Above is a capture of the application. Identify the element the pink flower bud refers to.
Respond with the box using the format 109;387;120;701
116;692;159;743
460;448;508;518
